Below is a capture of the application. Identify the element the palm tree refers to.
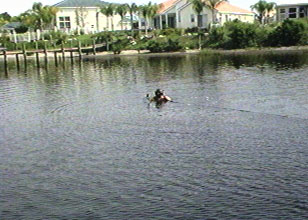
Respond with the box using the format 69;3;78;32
30;3;58;30
42;5;59;29
107;4;115;31
265;2;276;24
116;4;128;30
0;12;11;26
100;4;115;31
100;6;110;31
204;0;226;25
190;0;206;28
0;18;6;27
31;2;44;30
0;12;11;21
147;2;159;29
190;0;206;50
126;3;138;34
139;2;159;36
251;0;268;24
139;5;149;35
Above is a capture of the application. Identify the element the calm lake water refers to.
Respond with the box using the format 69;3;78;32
0;52;308;219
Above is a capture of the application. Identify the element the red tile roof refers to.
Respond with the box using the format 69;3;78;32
157;0;254;15
158;0;178;14
215;1;254;14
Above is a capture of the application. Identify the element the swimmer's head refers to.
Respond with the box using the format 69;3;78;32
155;89;164;97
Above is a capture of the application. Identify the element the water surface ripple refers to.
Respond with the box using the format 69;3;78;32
0;53;307;219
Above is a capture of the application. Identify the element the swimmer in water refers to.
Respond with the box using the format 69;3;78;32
146;89;172;103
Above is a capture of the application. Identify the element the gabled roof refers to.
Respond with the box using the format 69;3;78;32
277;3;308;7
0;22;22;30
157;0;254;15
54;0;108;7
215;1;254;14
158;0;178;14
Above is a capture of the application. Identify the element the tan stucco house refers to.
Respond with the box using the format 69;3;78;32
276;3;308;21
54;0;133;33
153;0;255;29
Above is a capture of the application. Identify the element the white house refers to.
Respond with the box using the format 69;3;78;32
153;0;255;29
276;3;308;21
54;0;133;33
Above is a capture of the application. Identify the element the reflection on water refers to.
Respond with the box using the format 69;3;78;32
0;52;308;219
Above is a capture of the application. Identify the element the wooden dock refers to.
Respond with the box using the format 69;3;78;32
0;41;105;74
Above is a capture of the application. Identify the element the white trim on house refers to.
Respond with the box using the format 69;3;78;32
153;0;255;30
276;3;308;21
55;4;135;33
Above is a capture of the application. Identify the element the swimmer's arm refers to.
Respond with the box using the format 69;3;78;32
164;96;172;101
146;94;155;102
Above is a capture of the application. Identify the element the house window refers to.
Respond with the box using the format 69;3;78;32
225;15;228;21
202;14;208;27
191;14;195;22
299;7;306;18
59;16;71;29
197;14;203;27
178;13;181;22
288;8;297;18
279;8;286;20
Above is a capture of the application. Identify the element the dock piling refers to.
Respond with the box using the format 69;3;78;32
78;41;82;59
35;42;40;68
22;43;27;71
92;39;96;55
16;54;20;71
44;42;48;65
0;40;105;74
4;50;8;75
61;42;65;62
54;52;58;67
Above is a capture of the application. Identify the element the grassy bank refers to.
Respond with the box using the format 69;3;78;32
200;46;308;56
1;19;307;55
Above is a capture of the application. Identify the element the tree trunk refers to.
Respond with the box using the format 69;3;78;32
130;12;134;35
106;16;109;31
121;16;123;30
259;14;263;24
106;40;109;51
111;17;114;31
96;12;99;32
198;27;201;50
145;19;148;36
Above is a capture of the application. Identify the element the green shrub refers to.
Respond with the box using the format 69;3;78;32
110;32;130;54
224;20;258;49
160;28;182;36
255;25;273;47
185;27;199;34
206;20;261;49
164;34;182;52
267;19;308;46
146;39;167;52
179;35;199;49
206;26;226;48
132;37;148;52
146;35;183;53
95;31;112;44
43;31;68;45
15;25;28;34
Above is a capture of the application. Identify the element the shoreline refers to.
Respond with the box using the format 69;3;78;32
85;46;308;58
202;46;308;55
1;46;308;60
